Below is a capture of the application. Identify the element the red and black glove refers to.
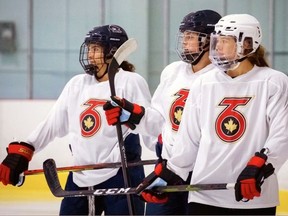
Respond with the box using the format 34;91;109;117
136;159;184;203
235;148;274;201
103;101;122;125
103;96;145;130
0;142;34;186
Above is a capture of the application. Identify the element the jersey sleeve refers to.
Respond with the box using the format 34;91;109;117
167;78;202;181
263;73;288;171
134;65;174;138
123;73;151;107
118;72;158;151
135;84;165;138
26;79;71;152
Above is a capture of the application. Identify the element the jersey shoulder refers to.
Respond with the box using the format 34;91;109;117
60;74;96;96
117;69;148;84
260;67;288;91
160;61;190;81
194;66;219;82
65;74;95;87
116;69;151;105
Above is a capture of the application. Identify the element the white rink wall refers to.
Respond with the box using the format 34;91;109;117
0;100;287;189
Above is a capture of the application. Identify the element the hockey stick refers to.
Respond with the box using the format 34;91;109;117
17;158;156;186
107;38;138;215
43;158;235;197
24;159;157;176
108;38;137;96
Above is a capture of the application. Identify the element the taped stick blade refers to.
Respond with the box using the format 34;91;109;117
108;38;137;96
43;158;64;197
113;38;137;65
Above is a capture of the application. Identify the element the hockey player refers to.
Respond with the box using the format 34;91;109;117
0;24;152;215
104;10;221;215
138;14;288;215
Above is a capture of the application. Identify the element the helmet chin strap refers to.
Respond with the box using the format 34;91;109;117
225;56;247;72
227;61;241;71
95;63;108;80
191;43;210;65
191;49;207;65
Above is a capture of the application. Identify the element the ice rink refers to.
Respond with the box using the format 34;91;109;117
0;201;60;215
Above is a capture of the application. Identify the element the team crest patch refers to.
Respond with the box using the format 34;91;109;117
169;89;189;131
80;99;106;137
215;97;251;143
172;106;183;127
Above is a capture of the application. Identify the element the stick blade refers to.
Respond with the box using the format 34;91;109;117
43;158;64;197
113;38;137;65
108;38;137;96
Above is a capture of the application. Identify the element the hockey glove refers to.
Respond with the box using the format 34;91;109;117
235;148;275;201
0;142;34;186
103;96;145;130
136;159;184;203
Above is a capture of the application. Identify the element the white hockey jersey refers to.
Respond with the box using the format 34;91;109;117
168;65;288;208
137;61;215;161
26;69;151;187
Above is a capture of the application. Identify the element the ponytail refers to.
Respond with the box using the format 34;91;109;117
247;45;270;67
120;60;135;72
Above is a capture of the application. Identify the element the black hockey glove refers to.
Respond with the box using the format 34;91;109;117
135;159;184;203
103;96;145;130
235;148;275;201
0;142;34;186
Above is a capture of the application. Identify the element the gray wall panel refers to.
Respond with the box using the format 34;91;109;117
0;0;287;98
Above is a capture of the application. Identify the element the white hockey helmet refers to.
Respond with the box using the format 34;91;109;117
209;14;262;71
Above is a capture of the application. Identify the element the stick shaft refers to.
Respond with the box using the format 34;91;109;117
24;159;157;176
58;184;234;197
43;158;235;198
107;38;138;215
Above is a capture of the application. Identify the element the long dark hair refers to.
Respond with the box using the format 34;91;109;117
247;45;269;67
120;60;135;72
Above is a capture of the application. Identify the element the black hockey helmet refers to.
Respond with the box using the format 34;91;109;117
79;24;128;76
176;10;222;65
179;10;222;35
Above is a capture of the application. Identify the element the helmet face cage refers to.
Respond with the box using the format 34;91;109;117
176;31;209;64
209;14;262;71
175;10;222;64
79;25;128;75
209;34;239;71
79;42;104;75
